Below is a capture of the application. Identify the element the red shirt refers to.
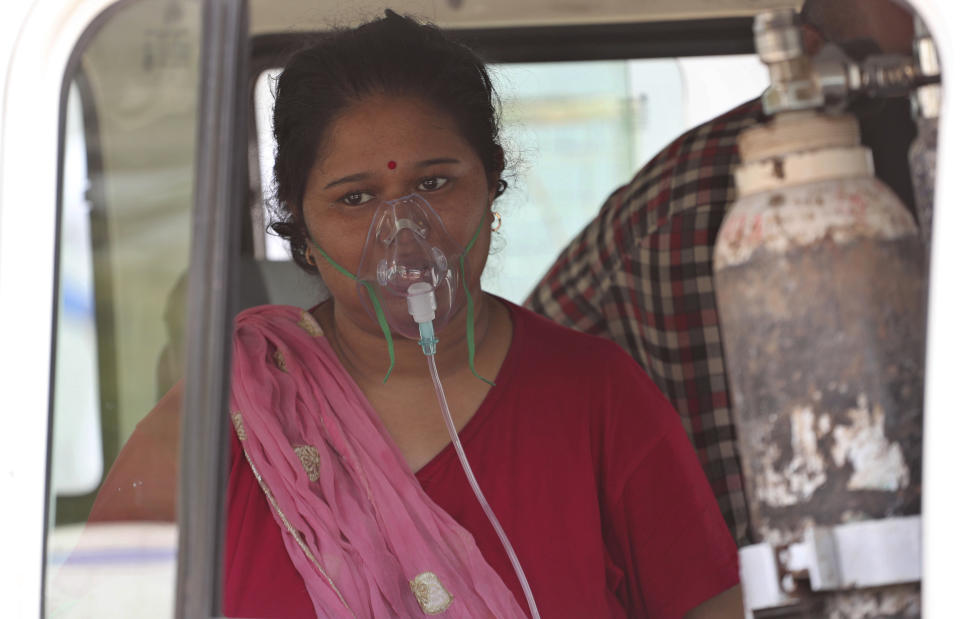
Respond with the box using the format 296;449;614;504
223;302;738;618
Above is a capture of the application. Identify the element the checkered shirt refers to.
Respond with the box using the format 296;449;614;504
526;98;765;547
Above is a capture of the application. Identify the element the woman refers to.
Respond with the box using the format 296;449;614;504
93;11;742;618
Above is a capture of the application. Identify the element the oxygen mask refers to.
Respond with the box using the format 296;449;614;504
307;193;490;384
356;194;464;340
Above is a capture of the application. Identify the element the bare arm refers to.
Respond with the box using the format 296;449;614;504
87;380;183;522
686;584;744;619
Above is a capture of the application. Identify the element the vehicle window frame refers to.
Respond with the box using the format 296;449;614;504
42;1;170;615
250;17;755;67
175;0;249;617
7;0;958;616
35;0;247;616
50;65;123;530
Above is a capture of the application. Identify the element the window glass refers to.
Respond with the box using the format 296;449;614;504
45;1;201;617
51;83;103;500
252;55;766;302
254;68;288;261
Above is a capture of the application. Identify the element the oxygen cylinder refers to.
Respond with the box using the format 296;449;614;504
715;12;926;616
715;110;925;615
714;10;927;619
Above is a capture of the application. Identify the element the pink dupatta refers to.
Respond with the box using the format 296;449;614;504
229;305;525;617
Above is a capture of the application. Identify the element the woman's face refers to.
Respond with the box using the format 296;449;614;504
301;94;497;336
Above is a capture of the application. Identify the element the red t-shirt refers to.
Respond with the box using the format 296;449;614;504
223;302;738;618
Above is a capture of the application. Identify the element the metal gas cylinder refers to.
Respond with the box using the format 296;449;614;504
721;8;934;617
715;98;926;617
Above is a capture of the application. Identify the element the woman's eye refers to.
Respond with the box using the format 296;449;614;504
417;176;449;192
340;191;374;206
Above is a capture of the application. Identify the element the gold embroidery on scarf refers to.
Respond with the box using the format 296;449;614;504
242;450;355;617
273;348;288;372
298;310;324;337
410;572;454;614
231;412;246;441
294;445;321;482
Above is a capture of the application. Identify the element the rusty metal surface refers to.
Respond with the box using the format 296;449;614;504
716;179;926;616
753;583;922;619
715;177;918;270
909;116;938;247
823;584;921;618
717;233;925;542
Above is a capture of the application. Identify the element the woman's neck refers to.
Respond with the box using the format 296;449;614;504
315;290;495;388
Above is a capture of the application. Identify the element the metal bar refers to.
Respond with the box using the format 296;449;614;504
806;516;921;591
741;515;922;614
249;17;755;70
740;543;791;614
175;0;248;617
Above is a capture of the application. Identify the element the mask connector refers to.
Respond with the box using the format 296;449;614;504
407;282;438;356
417;321;438;356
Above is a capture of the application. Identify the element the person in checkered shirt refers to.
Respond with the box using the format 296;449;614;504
526;0;919;547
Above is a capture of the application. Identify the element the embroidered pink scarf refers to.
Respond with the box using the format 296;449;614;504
229;305;525;617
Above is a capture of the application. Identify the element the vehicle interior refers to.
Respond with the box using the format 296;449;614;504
44;0;939;616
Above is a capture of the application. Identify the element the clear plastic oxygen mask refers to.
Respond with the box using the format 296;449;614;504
309;193;490;383
355;193;463;347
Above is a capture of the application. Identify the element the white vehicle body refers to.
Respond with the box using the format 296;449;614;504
1;0;956;616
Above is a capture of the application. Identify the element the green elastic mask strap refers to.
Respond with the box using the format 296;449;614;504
308;240;396;383
461;217;495;387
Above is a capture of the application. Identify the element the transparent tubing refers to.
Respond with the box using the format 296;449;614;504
425;352;541;619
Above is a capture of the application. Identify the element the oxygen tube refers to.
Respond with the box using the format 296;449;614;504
406;283;540;619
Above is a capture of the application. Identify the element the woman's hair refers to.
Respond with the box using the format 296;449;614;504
270;10;507;273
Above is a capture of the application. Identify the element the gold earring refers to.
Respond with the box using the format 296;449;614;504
491;211;502;232
304;248;316;267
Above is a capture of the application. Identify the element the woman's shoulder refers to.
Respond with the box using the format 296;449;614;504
500;299;682;489
504;298;639;372
504;297;676;432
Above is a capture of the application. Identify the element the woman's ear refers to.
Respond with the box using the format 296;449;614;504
487;179;507;207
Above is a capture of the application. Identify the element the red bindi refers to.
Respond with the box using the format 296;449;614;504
387;160;397;170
